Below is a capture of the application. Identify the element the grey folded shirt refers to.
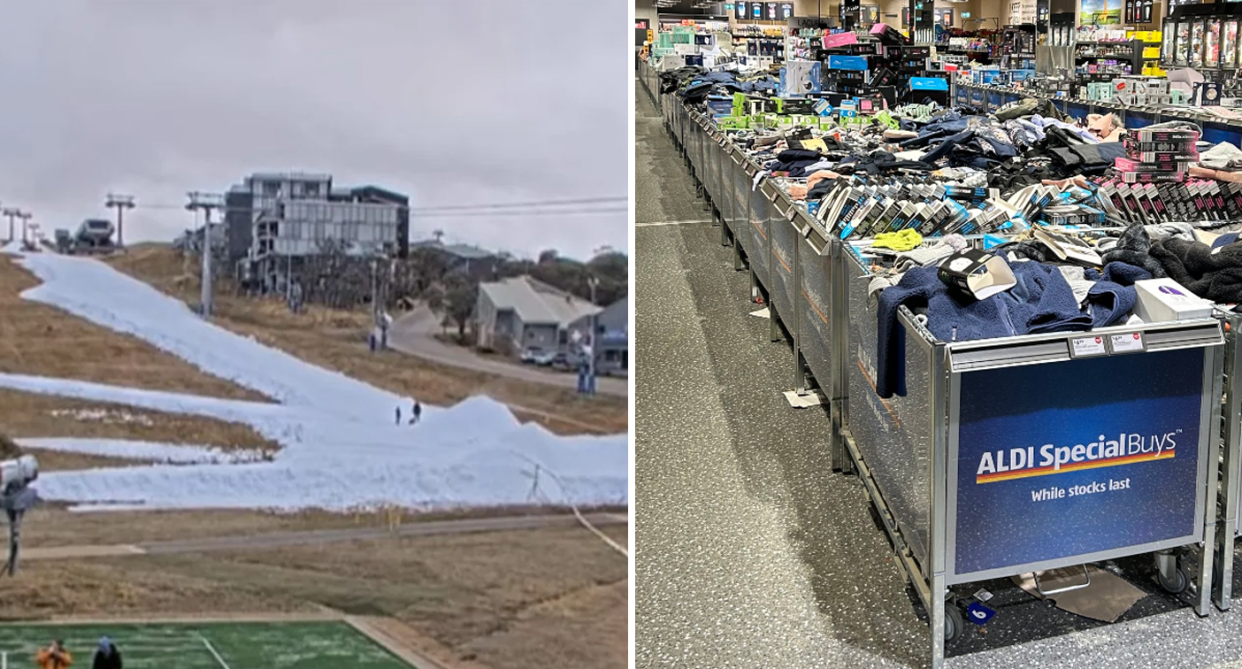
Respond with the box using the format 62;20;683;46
1058;265;1094;306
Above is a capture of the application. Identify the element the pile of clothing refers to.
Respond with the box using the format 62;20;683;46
661;66;777;102
873;223;1241;398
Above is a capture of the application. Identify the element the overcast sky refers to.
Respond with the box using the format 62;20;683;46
0;0;628;261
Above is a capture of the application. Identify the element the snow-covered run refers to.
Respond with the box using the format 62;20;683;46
1;248;628;511
14;437;268;465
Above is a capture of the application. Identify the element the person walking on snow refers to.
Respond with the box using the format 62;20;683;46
394;405;402;425
411;400;423;425
35;639;71;669
91;638;121;669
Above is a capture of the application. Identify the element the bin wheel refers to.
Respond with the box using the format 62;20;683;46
944;602;964;642
1157;562;1190;595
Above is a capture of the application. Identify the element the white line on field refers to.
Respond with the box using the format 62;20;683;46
635;219;712;227
199;635;232;669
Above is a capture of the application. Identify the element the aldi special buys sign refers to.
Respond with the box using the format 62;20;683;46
952;346;1207;578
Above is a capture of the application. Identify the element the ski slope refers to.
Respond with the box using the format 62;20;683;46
1;248;628;511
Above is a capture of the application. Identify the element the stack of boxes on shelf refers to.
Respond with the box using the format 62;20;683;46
820;24;938;106
1112;77;1175;106
1114;127;1201;183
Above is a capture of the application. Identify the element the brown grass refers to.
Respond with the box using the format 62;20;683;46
105;245;628;435
0;255;267;402
20;505;628;549
0;389;276;455
20;449;143;472
144;526;628;669
0;558;316;620
7;514;628;669
461;580;627;669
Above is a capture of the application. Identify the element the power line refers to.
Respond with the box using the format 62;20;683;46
132;196;628;214
406;208;628;219
407;196;627;213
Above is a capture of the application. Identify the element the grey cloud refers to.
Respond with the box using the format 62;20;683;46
0;0;628;260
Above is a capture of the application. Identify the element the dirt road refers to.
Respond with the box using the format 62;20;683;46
388;306;628;397
24;512;628;560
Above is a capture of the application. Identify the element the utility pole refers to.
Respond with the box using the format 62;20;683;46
105;194;135;247
17;212;31;246
586;275;599;396
186;192;224;318
2;208;19;243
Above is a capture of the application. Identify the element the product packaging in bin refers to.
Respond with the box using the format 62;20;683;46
1134;278;1214;323
938;249;1017;300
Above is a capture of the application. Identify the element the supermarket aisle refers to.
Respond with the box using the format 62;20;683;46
632;78;1242;669
635;79;928;669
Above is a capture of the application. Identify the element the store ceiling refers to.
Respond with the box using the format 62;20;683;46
653;0;725;14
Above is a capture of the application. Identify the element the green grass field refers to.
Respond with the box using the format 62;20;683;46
0;621;415;668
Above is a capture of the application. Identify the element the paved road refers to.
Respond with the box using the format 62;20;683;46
26;512;628;560
388;305;628;397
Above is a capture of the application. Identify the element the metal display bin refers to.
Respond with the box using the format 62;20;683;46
986;90;1002;112
706;126;721;213
1212;311;1242;611
727;145;752;261
694;116;706;200
747;176;772;299
969;86;985;108
714;134;733;232
796;223;835;398
1127;110;1157;128
838;248;1225;669
700;120;711;208
708;126;723;216
794;222;843;458
765;181;799;337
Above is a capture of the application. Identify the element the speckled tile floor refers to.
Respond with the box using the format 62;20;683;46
633;78;1242;669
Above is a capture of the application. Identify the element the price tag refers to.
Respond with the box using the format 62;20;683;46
1070;335;1107;358
1109;332;1145;354
787;207;798;221
966;601;996;626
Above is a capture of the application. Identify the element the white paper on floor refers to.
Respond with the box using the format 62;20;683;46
783;390;826;408
750;307;770;319
2;248;629;512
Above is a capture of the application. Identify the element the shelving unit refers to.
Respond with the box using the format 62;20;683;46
1073;38;1162;77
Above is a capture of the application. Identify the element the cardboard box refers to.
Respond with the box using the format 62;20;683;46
938;250;1017;300
1134;279;1213;323
1115;157;1184;172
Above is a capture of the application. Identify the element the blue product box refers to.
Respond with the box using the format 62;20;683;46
706;96;734;116
827;55;869;71
910;77;948;91
975;70;1006;85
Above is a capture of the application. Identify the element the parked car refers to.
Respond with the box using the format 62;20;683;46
550;352;583;371
531;350;557;366
519;347;544;364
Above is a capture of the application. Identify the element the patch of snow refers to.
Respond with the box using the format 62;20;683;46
1;250;628;511
48;408;155;426
15;437;267;464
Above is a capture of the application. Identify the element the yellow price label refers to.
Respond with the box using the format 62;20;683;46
800;138;828;152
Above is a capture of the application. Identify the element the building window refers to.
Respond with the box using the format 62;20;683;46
263;181;280;196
